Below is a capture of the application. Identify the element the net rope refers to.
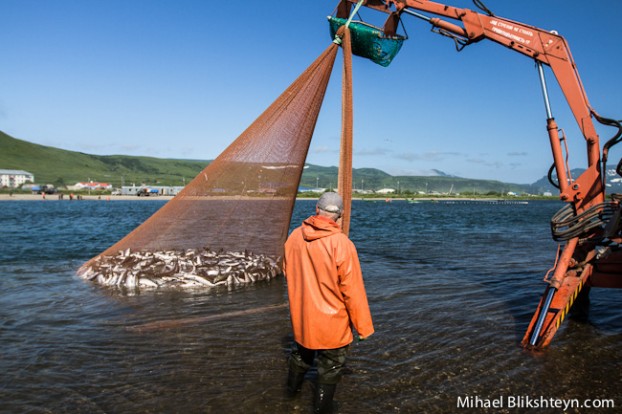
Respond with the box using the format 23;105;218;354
338;25;354;236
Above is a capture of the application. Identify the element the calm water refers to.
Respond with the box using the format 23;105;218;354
0;199;620;413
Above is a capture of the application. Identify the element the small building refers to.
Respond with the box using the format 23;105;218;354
120;185;184;196
376;188;396;194
353;189;374;195
121;185;142;196
69;181;113;191
0;169;35;188
298;186;326;193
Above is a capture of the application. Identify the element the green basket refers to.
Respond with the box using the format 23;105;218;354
328;16;406;67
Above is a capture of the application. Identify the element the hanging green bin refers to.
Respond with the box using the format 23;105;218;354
328;16;406;67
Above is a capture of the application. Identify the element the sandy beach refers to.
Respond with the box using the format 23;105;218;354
0;193;174;201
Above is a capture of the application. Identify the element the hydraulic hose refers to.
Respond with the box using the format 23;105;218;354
592;112;622;186
551;202;617;241
547;163;560;189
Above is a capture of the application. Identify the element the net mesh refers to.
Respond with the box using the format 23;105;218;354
78;44;339;289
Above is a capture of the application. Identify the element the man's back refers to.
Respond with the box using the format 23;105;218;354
284;214;373;349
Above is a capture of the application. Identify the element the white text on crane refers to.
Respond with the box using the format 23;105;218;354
489;20;533;46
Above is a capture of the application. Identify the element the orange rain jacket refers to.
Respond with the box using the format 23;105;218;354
284;215;374;350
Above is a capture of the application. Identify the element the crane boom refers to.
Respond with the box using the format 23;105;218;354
335;0;622;349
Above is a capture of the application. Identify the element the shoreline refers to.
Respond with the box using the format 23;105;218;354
0;194;175;201
0;193;543;202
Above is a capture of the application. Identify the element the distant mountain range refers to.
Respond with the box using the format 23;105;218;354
2;130;620;195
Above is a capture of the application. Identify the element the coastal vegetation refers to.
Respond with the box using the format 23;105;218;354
0;130;564;196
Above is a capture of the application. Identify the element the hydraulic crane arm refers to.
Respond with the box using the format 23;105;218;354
337;0;622;350
341;0;604;209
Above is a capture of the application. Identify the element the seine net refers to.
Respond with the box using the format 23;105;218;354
78;44;339;289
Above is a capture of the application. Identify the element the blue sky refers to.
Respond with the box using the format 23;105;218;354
2;0;621;184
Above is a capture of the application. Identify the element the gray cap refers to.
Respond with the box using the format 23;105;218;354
317;192;344;214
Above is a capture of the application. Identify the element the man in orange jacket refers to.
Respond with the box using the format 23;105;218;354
283;192;374;413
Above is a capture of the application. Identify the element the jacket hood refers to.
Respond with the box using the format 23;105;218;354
301;215;342;241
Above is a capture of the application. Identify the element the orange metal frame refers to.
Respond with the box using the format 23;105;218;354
340;0;621;349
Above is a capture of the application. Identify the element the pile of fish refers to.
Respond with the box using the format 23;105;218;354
77;247;282;289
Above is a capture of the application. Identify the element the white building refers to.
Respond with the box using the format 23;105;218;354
69;181;113;191
0;169;34;188
120;185;184;196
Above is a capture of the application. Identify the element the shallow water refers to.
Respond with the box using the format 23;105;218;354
1;199;620;413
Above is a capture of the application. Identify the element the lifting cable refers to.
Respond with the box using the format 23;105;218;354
332;0;364;46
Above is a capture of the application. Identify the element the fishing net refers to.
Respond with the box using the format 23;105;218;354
78;44;339;289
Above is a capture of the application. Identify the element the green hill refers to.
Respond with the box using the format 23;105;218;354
0;131;207;187
1;130;531;194
298;164;531;195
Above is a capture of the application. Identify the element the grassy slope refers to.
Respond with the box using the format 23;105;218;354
0;131;207;187
1;130;531;193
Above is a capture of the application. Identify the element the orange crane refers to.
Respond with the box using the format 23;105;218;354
333;0;622;349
